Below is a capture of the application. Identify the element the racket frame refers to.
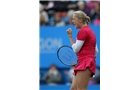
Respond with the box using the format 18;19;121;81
57;45;78;66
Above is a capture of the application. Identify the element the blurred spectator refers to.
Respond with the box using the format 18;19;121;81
40;0;55;11
40;0;55;18
77;1;90;17
50;12;65;26
67;0;77;11
42;64;62;85
40;3;44;13
55;0;77;12
90;1;100;22
85;1;94;11
66;10;75;25
40;11;49;26
65;66;74;85
54;0;76;24
93;12;100;25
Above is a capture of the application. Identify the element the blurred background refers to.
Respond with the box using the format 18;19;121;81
39;0;100;90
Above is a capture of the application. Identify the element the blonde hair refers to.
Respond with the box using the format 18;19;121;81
73;11;90;24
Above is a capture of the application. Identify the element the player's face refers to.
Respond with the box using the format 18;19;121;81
72;14;81;29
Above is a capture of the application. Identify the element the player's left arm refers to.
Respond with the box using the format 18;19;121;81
72;40;84;53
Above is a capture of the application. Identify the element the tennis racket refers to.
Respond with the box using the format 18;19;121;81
57;45;78;66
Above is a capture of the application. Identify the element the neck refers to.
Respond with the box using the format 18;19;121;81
80;23;87;29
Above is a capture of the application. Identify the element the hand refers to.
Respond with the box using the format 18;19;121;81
48;70;53;76
66;28;72;37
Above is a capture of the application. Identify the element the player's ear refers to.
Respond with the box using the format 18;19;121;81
78;18;83;23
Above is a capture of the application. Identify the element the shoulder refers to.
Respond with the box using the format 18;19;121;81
78;28;86;35
82;26;92;31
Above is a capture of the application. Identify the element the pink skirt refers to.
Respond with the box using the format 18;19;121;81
73;57;96;77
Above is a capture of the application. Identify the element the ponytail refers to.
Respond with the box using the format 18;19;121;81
85;16;90;24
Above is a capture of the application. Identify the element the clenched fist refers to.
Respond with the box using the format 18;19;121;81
66;28;72;37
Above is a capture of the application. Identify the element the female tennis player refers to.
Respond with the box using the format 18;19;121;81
66;11;98;90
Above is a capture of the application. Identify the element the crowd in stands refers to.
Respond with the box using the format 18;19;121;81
40;0;100;26
40;63;100;85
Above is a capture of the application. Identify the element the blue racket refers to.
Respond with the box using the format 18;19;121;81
57;45;78;66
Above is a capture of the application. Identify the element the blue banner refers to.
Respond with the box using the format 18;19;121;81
40;25;100;68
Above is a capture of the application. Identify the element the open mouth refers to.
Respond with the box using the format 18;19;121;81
72;22;75;25
73;23;76;26
73;23;76;25
72;23;77;28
